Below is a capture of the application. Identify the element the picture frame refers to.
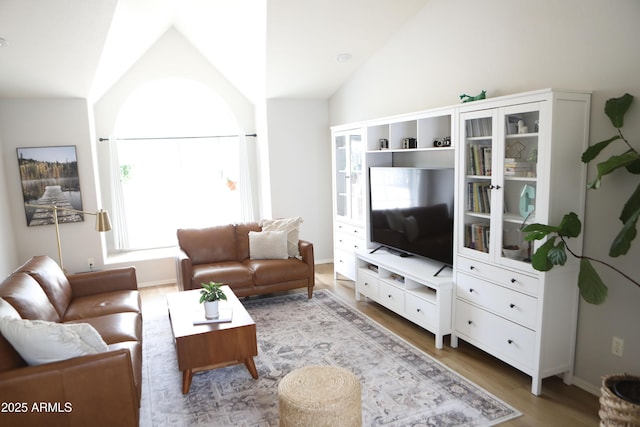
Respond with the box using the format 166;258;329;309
17;145;84;226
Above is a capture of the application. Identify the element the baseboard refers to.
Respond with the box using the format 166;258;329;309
572;376;600;396
138;279;176;288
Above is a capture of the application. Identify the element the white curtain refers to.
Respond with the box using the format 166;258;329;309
238;134;255;222
108;136;129;250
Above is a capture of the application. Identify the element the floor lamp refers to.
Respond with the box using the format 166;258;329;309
25;203;112;272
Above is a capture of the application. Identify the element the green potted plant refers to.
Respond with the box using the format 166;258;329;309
523;94;639;423
199;281;227;319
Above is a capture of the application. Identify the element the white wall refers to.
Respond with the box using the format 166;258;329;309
329;0;640;394
0;98;105;274
263;99;333;262
0;133;19;277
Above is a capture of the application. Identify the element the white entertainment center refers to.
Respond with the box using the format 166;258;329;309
331;88;591;395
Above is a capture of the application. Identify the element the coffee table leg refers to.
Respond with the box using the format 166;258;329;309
244;357;258;379
182;369;193;394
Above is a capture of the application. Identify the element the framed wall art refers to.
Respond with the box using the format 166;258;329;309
17;145;84;226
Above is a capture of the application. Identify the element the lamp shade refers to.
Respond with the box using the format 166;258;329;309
95;209;112;232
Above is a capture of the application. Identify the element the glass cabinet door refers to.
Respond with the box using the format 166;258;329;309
459;110;496;260
495;103;540;267
334;130;364;224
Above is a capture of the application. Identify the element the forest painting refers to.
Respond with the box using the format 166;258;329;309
17;145;83;226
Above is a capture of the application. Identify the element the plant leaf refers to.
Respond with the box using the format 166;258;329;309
587;151;640;189
609;208;640;257
523;223;559;241
626;158;640;174
581;135;620;163
557;212;582;238
620;183;640;224
578;259;608;304
604;93;633;128
531;237;556;271
548;240;567;266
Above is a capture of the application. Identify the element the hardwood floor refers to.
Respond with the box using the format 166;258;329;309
140;263;600;426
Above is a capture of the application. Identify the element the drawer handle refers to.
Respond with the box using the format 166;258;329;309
510;303;516;309
354;230;359;234
469;266;475;270
469;288;475;293
468;320;473;325
364;282;368;287
388;294;392;299
354;245;359;249
416;308;421;313
508;339;514;344
511;278;517;284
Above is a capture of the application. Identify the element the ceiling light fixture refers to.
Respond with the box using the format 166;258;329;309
335;53;352;63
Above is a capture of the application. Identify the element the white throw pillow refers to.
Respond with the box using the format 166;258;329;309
259;216;303;257
249;230;289;260
0;317;108;366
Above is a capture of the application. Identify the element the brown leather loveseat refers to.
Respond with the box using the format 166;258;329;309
176;221;315;298
0;255;142;427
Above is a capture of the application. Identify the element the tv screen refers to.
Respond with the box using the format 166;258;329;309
369;167;455;265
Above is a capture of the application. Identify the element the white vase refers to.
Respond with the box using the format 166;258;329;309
203;301;219;319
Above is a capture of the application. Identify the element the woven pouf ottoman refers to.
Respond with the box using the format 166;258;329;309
278;365;362;427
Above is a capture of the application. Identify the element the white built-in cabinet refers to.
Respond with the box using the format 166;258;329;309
452;89;591;395
332;129;366;280
330;89;591;395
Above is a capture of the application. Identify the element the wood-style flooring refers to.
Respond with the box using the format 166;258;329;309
140;263;600;426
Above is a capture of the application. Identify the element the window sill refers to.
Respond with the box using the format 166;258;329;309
106;247;177;265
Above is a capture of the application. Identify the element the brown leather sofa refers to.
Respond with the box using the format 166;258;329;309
0;255;142;427
176;222;315;298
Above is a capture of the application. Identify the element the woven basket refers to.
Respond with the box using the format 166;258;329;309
599;374;640;427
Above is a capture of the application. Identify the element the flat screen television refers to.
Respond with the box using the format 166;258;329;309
369;167;455;266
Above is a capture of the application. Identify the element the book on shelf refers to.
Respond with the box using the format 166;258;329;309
465;223;490;253
467;182;492;213
466;118;492;138
504;158;532;176
467;144;492;176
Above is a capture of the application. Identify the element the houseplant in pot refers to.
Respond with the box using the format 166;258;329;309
199;282;227;319
523;94;639;425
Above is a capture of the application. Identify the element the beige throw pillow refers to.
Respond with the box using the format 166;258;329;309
260;216;303;257
249;230;289;260
0;317;108;366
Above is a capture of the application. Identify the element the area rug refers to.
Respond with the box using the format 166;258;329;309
139;290;520;426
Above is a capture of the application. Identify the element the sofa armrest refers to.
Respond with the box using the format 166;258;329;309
175;248;193;291
299;240;315;277
0;349;139;427
67;267;138;298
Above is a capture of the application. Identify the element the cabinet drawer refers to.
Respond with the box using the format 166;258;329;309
335;249;356;280
456;273;538;329
457;256;539;296
356;268;378;299
455;300;535;370
335;223;365;239
378;280;404;314
405;295;437;331
335;231;365;253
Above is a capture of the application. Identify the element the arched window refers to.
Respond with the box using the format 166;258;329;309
110;78;252;250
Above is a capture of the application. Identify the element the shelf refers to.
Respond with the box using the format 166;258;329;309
366;146;454;154
505;132;538;139
407;287;437;304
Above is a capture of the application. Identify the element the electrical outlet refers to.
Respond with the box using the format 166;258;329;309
88;258;94;269
612;336;624;357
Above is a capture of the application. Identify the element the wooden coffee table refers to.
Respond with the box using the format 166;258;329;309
167;286;258;394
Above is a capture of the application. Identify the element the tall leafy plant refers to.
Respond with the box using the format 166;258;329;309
524;94;640;304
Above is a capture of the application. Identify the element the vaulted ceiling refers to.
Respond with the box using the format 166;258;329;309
0;0;428;103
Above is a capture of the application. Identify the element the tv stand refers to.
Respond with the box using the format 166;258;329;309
370;245;413;258
354;249;452;349
434;264;452;277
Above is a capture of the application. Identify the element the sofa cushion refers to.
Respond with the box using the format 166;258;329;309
108;341;142;399
177;224;237;264
0;298;26;372
67;312;142;345
235;222;262;260
245;258;310;285
0;317;108;366
249;230;288;259
192;262;254;290
260;217;303;257
63;290;141;321
16;255;72;319
0;273;60;322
